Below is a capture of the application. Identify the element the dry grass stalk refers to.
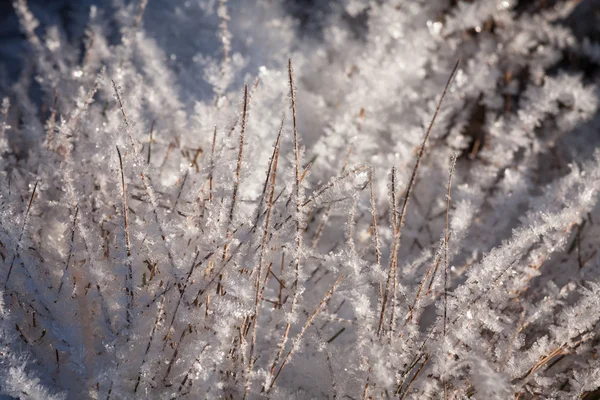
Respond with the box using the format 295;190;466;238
311;146;352;249
245;123;283;396
265;274;345;393
377;61;459;337
302;165;368;207
209;125;217;203
147;119;155;164
288;59;303;309
444;154;457;337
112;79;181;291
255;118;285;226
5;180;38;288
398;354;430;400
362;367;372;400
57;205;79;295
111;79;139;153
369;168;382;268
59;76;100;154
116;146;134;330
45;92;58;148
161;250;201;350
224;84;249;261
443;154;457;400
116;146;131;257
134;295;166;392
377;167;398;337
265;59;308;391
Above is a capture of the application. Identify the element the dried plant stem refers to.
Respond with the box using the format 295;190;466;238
443;154;457;337
302;165;368;207
111;79;135;151
116;146;134;330
45;92;58;148
265;274;345;393
60;75;101;151
288;59;303;306
224;84;248;260
377;60;459;337
266;60;305;389
377;167;398;337
135;295;166;393
162;250;201;350
362;367;372;400
173;169;189;212
442;154;457;400
245;125;283;396
112;80;179;286
57;205;79;295
311;146;352;249
147;119;155;164
369;168;382;268
398;354;430;400
407;255;440;323
116;147;131;257
209;125;217;203
255;118;285;226
5;180;38;288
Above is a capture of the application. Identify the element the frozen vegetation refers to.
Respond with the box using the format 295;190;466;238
1;0;600;398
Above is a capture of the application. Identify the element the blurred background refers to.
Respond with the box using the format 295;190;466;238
1;0;600;84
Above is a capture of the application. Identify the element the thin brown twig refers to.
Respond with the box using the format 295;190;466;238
224;84;249;260
311;147;352;249
134;295;166;392
399;354;430;400
377;167;398;337
369;168;382;269
116;146;133;328
45;92;58;148
377;60;460;337
255;118;285;226
5;180;38;288
265;61;307;389
407;255;440;323
443;154;457;337
301;165;369;208
112;79;130;132
147;119;155;164
161;250;201;351
116;146;131;257
362;367;372;400
266;61;305;387
246;122;283;397
289;59;303;308
209;125;217;203
443;154;457;400
57;205;79;295
265;274;345;393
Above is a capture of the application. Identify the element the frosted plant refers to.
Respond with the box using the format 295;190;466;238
1;0;600;399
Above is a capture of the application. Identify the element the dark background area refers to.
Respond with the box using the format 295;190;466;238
1;0;600;84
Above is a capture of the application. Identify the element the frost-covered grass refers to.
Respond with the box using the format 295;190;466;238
1;0;600;399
